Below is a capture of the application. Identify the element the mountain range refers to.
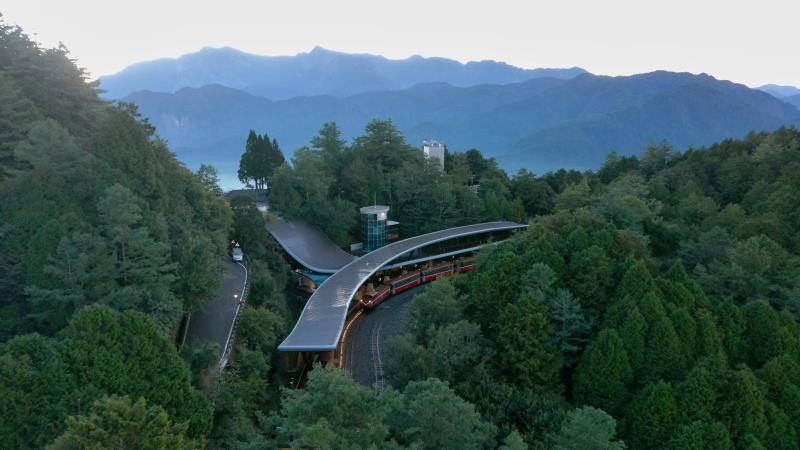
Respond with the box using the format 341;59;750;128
109;47;800;184
782;94;800;109
758;84;800;98
101;46;585;100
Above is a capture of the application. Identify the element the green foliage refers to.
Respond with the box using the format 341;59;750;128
668;420;733;450
499;430;528;450
274;365;396;449
267;120;528;245
495;294;560;391
625;381;679;450
717;368;768;445
6;18;800;449
390;378;496;450
406;280;464;342
236;307;283;354
547;288;593;366
384;129;800;450
511;169;556;217
0;22;228;446
237;130;284;189
0;306;211;447
385;332;434;389
60;306;212;437
0;334;77;450
195;163;223;196
552;406;626;450
574;329;632;415
0;21;231;339
47;395;193;450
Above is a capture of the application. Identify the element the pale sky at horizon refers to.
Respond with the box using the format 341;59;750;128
3;1;799;88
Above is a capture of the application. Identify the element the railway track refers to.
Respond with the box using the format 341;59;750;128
371;317;386;389
340;285;425;387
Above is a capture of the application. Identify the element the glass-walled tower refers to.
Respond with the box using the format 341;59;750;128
360;205;390;252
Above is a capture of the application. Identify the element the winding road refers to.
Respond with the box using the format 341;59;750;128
341;285;426;388
184;259;248;367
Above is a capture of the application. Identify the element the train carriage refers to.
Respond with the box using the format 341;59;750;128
390;270;422;295
359;254;479;310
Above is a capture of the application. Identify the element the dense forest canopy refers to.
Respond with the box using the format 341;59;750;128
266;120;534;245
0;18;232;448
3;15;800;450
256;109;800;448
378;127;800;449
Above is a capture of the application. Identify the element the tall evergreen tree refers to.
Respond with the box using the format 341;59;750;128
547;288;593;366
718;368;768;445
194;163;223;196
574;329;633;414
625;381;680;450
237;130;284;189
496;294;561;391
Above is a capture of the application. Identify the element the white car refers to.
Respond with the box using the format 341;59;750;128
231;247;244;262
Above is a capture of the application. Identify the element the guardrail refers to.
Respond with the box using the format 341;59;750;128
218;259;250;369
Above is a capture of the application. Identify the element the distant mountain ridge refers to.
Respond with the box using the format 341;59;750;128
759;84;800;98
784;94;800;110
100;46;586;100
125;70;800;179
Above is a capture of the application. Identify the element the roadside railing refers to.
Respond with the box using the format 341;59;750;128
218;257;250;369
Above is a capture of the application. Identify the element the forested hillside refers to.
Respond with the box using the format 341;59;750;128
0;20;233;448
265;120;531;245
380;127;800;449
257;114;800;448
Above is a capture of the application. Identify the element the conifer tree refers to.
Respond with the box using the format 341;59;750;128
718;368;768;445
668;420;733;450
496;294;560;391
547;288;593;366
574;329;632;414
615;260;655;300
617;306;646;377
677;366;718;422
626;381;680;450
194;164;223;196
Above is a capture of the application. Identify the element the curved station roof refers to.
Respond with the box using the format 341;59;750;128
278;221;528;352
265;217;356;274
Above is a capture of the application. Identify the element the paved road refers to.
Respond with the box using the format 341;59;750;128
341;285;426;388
185;259;248;364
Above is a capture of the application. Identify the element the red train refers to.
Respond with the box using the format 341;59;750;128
359;256;477;310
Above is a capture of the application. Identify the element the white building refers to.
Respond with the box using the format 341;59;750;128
422;140;446;171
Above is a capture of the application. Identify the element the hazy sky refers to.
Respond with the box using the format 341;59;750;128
3;1;799;88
